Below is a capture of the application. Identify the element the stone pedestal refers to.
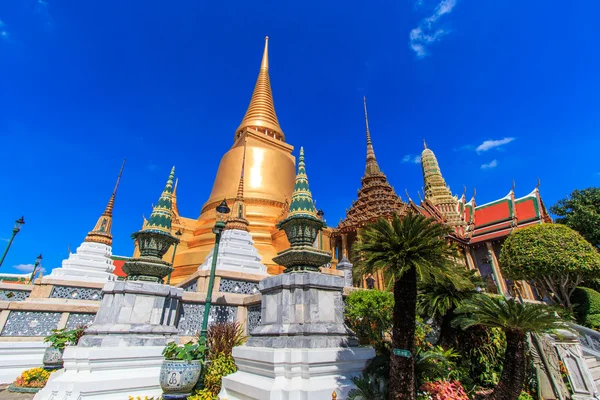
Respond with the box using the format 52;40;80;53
46;242;117;284
220;273;374;400
199;229;269;276
35;281;183;400
336;255;353;288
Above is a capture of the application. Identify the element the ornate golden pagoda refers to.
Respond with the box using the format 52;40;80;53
164;37;298;282
85;160;125;246
421;141;464;227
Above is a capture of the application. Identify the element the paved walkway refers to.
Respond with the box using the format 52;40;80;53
0;385;36;400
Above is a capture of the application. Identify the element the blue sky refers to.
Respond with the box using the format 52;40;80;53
0;0;598;275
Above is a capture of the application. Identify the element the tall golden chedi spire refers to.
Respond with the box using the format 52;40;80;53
164;37;299;282
421;141;465;227
363;97;381;176
85;159;126;246
236;37;284;142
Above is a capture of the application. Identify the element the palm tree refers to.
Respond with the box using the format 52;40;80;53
353;212;458;400
454;295;567;400
418;266;481;348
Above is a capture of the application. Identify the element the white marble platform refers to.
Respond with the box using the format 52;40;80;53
34;345;164;400
0;341;49;384
46;242;117;284
220;346;375;400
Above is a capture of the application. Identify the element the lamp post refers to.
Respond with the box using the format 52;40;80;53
199;199;230;341
29;254;43;283
166;229;183;285
0;217;25;268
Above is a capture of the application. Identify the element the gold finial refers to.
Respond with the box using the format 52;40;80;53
423;139;427;149
536;177;541;189
85;159;126;246
363;97;380;176
332;390;337;399
236;36;284;141
405;189;413;203
511;180;516;192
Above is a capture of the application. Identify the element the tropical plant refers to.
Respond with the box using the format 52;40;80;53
187;389;217;400
454;295;567;400
453;326;505;389
345;289;393;351
353;212;459;399
419;380;469;400
162;339;207;361
418;266;481;347
551;187;600;249
202;355;237;395
415;346;460;386
500;224;600;308
13;367;51;388
347;373;387;400
517;392;534;400
43;326;87;350
203;321;246;360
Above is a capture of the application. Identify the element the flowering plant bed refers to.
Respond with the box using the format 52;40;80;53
9;367;52;392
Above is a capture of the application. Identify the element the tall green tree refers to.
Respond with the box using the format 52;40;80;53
500;224;600;308
551;187;600;249
454;295;566;400
353;212;458;400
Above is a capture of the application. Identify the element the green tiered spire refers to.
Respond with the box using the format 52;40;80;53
288;147;317;218
144;166;175;235
123;166;180;283
274;147;331;273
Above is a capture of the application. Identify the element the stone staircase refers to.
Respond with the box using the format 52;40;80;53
585;355;600;392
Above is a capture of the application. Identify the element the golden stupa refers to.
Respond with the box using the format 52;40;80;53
161;37;305;283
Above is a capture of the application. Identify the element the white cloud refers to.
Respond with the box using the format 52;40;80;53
409;0;457;58
476;137;515;153
402;155;421;164
13;264;45;274
480;159;498;170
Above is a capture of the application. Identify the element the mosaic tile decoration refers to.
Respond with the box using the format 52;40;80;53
50;285;102;301
1;311;62;337
182;281;197;293
0;289;30;301
219;278;259;295
177;303;237;336
66;313;96;330
246;304;261;334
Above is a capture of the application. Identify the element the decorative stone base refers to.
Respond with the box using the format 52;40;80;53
220;346;375;400
34;345;165;400
0;341;48;384
200;229;269;276
46;242;117;284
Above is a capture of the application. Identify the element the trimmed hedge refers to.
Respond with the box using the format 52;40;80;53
571;287;600;329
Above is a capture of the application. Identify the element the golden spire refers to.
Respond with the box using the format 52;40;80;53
85;159;126;246
363;97;381;176
236;36;284;142
226;138;250;231
172;178;180;216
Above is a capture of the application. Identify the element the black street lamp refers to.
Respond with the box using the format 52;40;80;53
29;254;43;283
199;199;230;341
166;229;183;285
0;217;25;268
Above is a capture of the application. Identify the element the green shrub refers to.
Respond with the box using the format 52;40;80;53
571;287;600;328
202;355;237;395
345;289;393;352
187;389;217;400
518;391;535;400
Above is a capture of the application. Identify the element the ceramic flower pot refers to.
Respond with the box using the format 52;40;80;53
42;346;64;371
159;360;202;399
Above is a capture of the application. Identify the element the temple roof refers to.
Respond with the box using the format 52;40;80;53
143;166;176;235
336;102;407;234
236;37;285;142
84;159;125;247
288;147;317;218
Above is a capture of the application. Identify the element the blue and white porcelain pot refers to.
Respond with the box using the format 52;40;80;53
160;360;202;399
42;346;64;371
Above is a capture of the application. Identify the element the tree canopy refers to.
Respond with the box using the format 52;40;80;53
500;224;600;307
551;187;600;249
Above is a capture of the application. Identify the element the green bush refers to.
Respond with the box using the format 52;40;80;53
202;355;237;395
187;389;216;400
345;289;393;351
572;287;600;329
